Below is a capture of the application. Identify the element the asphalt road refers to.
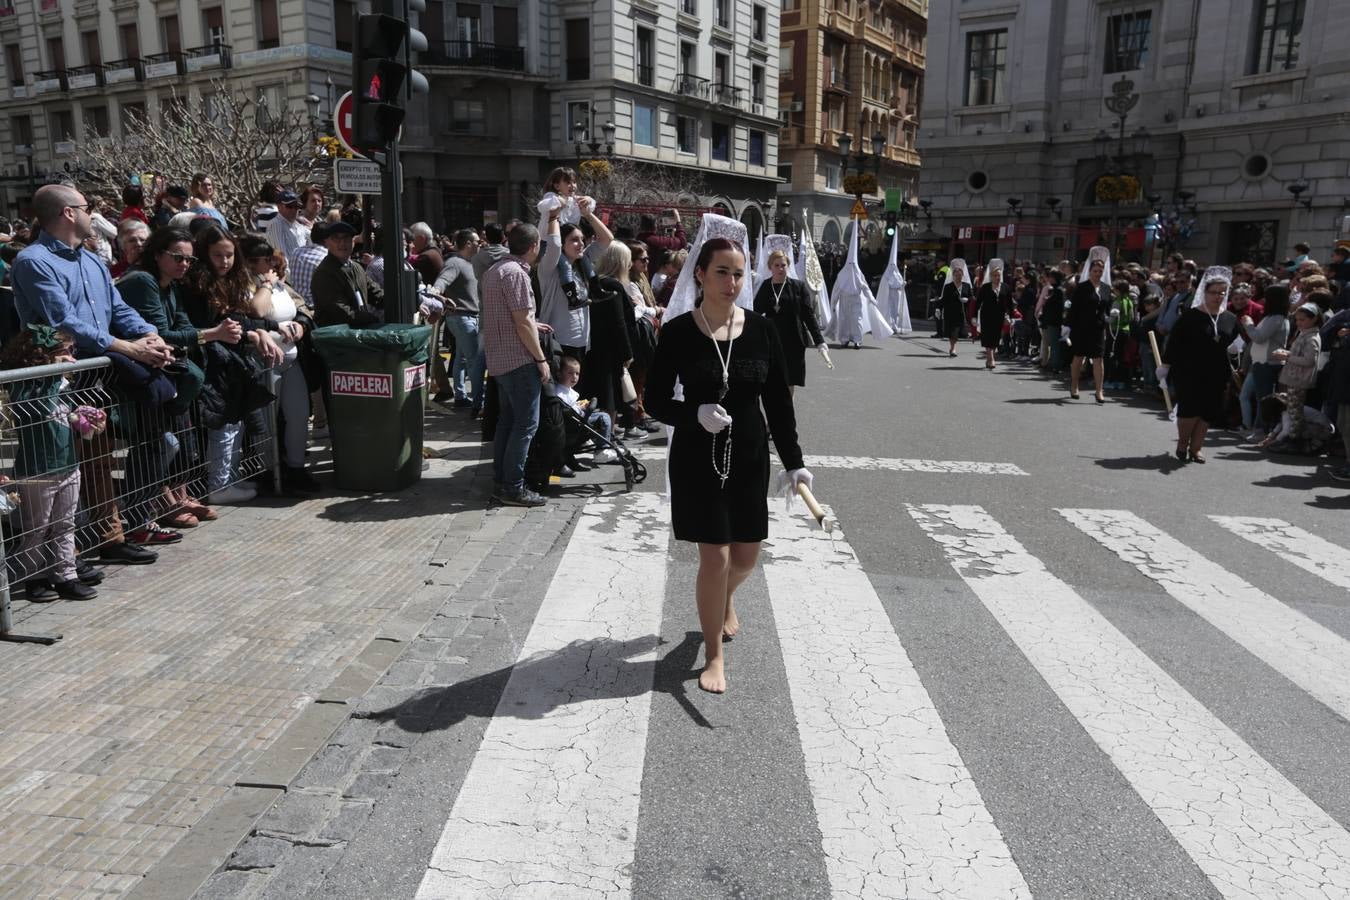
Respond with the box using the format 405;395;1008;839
203;326;1350;900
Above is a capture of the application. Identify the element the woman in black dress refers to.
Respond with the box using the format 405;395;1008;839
1066;247;1112;402
1159;266;1238;463
975;258;1008;370
753;249;827;394
939;259;973;358
646;238;810;695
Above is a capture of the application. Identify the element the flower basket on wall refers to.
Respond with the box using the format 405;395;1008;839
842;172;878;196
1094;174;1141;204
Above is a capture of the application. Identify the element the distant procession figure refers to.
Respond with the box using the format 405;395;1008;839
877;229;911;334
939;258;973;358
1067;246;1112;402
1159;266;1240;463
976;258;1009;369
753;242;829;395
827;222;893;348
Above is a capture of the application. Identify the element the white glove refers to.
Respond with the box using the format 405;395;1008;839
697;403;733;434
1156;364;1170;381
1060;325;1072;346
776;467;815;508
817;344;833;368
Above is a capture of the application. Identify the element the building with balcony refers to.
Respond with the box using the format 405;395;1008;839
777;0;926;245
918;0;1350;268
0;0;354;219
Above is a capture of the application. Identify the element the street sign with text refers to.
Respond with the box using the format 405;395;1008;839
334;158;383;194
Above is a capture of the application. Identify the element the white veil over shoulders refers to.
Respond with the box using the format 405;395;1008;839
942;258;970;289
755;233;796;283
796;230;833;330
1193;265;1233;313
1078;245;1111;287
877;229;911;333
664;213;755;321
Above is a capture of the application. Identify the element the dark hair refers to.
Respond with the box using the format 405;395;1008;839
188;225;250;317
614;224;636;241
545;167;577;192
560;354;582;372
454;228;478;251
122;184;144;207
1294;242;1311;254
694;238;745;279
638;214;657;233
258;180;283;203
188;216;217;239
238;234;275;260
300;185;324;206
135;227;194;284
1304;290;1333;312
482;223;504;244
1047;269;1064;286
0;326;74;369
1261;285;1291;318
190;172;212;199
507;223;540;256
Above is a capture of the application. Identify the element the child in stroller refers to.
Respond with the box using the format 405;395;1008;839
556;355;619;467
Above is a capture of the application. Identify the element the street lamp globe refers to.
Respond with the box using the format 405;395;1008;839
572;119;587;144
602;121;616;145
1131;125;1151;157
870;131;885;157
836;132;852;158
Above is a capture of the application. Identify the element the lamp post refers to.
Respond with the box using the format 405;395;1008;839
775;197;793;238
1094;76;1151;259
574;120;616;162
838;118;886;242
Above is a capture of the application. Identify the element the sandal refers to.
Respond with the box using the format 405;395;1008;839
159;510;198;529
182;498;218;521
1189;449;1206;464
1175;444;1188;461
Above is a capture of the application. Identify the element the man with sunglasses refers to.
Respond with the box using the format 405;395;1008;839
11;183;175;566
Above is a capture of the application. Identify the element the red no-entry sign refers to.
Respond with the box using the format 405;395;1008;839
334;91;365;159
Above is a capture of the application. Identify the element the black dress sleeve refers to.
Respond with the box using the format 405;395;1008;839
644;318;699;429
753;280;773;316
1162;309;1192;366
797;280;824;346
760;318;805;471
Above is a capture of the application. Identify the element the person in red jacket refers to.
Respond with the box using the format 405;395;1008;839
636;209;688;272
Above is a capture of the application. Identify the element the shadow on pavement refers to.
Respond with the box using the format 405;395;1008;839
1092;453;1187;474
361;631;715;732
1005;397;1066;405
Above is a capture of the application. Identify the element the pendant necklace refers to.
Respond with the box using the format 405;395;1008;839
770;279;787;314
698;306;735;487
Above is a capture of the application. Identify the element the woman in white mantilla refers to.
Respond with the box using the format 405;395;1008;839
753;234;829;393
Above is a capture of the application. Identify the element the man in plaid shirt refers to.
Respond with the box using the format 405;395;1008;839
287;222;330;305
481;222;551;507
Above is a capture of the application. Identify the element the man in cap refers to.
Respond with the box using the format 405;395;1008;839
266;188;310;263
153;184;190;228
311;221;383;328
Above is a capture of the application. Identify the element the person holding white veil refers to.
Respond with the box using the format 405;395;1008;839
938;258;972;357
645;214;812;695
1158;266;1239;463
877;228;911;334
796;231;833;334
975;258;1010;370
1065;245;1112;402
753;234;829;394
827;222;894;348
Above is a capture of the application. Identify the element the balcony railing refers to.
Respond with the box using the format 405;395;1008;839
422;40;526;72
142;51;184;79
184;42;233;72
66;64;102;89
637;63;653;86
102;57;143;85
676;73;711;99
31;68;67;94
825;71;851;93
713;83;742;106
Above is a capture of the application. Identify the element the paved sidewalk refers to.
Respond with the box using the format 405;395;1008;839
0;405;572;899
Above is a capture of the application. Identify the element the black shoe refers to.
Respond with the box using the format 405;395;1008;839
566;457;594;471
76;561;105;586
556;465;576;478
433;390;453;404
99;542;158;565
453;397;474;409
283;466;322;494
51;579;98;601
498;487;546;507
25;579;58;602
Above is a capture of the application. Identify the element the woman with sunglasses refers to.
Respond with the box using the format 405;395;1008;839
117;228;243;528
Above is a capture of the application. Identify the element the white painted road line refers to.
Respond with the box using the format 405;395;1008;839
417;493;668;899
1061;508;1350;724
910;504;1350;900
763;504;1030;900
805;455;1029;476
1209;515;1350;591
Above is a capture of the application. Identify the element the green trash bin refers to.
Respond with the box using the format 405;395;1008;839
312;323;433;492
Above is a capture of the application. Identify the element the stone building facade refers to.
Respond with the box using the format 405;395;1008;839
776;0;926;245
918;0;1350;268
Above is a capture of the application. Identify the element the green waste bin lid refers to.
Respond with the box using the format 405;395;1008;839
312;323;433;355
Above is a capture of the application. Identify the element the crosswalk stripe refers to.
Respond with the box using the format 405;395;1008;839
803;455;1029;475
1209;515;1350;591
416;493;668;899
762;503;1030;899
1061;508;1350;724
909;503;1350;899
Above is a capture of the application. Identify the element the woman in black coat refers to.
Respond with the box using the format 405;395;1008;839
939;259;973;358
1160;267;1238;463
1066;250;1112;402
589;247;637;435
753;249;826;393
975;259;1009;369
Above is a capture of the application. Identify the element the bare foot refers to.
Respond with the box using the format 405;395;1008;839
722;607;741;640
699;657;726;694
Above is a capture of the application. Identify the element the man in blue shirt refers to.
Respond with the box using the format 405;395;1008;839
11;183;174;565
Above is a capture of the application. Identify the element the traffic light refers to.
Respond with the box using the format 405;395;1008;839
884;210;898;239
352;0;429;151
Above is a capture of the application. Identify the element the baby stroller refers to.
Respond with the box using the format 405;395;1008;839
558;400;647;493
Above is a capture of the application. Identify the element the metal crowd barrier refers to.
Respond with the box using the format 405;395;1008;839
0;356;280;645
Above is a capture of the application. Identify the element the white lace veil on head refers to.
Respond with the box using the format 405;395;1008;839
1193;265;1233;313
942;258;970;290
1079;245;1112;287
756;233;796;282
664;213;755;321
987;258;1004;287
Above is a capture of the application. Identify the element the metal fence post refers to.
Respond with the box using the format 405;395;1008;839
0;534;62;645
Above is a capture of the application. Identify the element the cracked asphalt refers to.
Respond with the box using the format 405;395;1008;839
195;331;1350;899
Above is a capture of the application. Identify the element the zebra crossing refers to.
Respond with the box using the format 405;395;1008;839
415;494;1350;900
